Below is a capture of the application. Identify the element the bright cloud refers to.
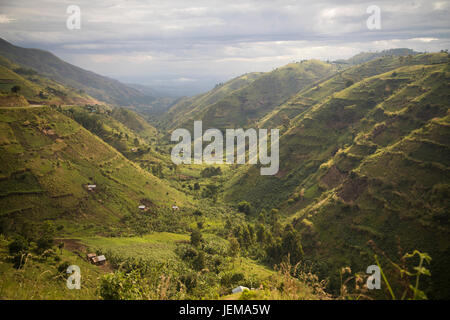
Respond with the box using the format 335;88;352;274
0;0;449;94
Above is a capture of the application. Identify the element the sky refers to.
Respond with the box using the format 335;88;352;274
0;0;449;95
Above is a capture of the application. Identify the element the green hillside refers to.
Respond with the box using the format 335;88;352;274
160;72;264;129
57;104;158;156
0;38;156;106
166;60;338;131
110;107;158;140
0;55;98;106
259;52;444;129
0;105;191;237
223;52;450;298
0;43;448;300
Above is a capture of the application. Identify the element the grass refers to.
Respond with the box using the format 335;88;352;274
0;106;193;236
0;236;103;299
224;53;450;298
0;51;449;299
81;232;190;265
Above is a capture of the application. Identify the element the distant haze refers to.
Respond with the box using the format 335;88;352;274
0;0;449;96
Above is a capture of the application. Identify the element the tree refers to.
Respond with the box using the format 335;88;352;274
237;201;252;215
192;251;205;271
8;236;28;255
240;225;254;248
193;182;200;191
200;166;222;178
36;221;55;254
228;237;240;258
190;229;203;247
58;242;65;254
281;225;304;265
180;272;198;292
11;85;21;94
265;239;282;266
152;163;164;178
202;184;218;202
256;224;266;243
269;208;279;226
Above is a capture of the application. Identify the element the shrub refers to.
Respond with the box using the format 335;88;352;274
57;261;71;274
239;289;259;300
192;251;206;271
237;201;252;215
200;167;222;178
99;271;143;300
8;236;28;255
180;272;198;292
36;236;54;254
190;229;203;247
11;85;21;94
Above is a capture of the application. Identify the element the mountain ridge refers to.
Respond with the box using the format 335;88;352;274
0;38;157;107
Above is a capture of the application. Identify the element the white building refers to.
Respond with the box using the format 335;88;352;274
232;286;249;294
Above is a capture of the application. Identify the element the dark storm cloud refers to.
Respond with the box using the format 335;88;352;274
0;0;449;93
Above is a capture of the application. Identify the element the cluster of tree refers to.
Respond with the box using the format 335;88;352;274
98;226;255;299
65;109;106;136
7;221;61;268
151;163;164;178
201;184;219;202
237;201;252;215
225;209;304;267
10;85;21;94
200;166;222;178
46;86;67;97
13;67;38;76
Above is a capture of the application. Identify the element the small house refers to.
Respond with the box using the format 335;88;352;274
232;286;249;294
172;205;179;211
138;205;146;210
87;184;97;191
92;255;106;265
86;253;97;262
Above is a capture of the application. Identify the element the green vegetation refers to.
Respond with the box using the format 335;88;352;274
0;46;448;300
226;52;450;299
0;38;157;106
162;60;338;131
0;55;97;106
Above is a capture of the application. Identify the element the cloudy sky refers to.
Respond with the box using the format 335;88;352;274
0;0;449;95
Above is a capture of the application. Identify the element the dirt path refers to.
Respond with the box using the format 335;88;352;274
55;238;86;252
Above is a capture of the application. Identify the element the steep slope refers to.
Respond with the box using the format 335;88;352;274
0;55;98;105
0;105;190;236
225;52;450;298
110;107;158;140
173;60;338;131
259;52;442;129
160;72;264;129
0;38;156;106
58;105;156;156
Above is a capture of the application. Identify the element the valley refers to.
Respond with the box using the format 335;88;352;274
0;38;448;300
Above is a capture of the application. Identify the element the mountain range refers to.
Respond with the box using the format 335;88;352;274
0;39;448;299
